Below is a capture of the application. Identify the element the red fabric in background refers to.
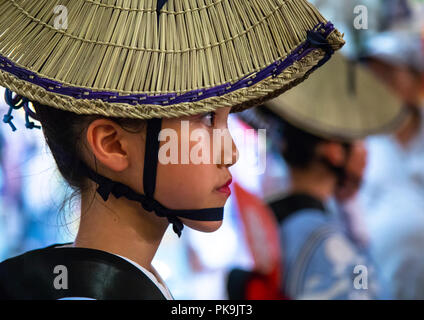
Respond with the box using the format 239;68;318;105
233;182;287;299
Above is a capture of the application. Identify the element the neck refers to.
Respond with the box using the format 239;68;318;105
288;165;336;202
74;188;169;274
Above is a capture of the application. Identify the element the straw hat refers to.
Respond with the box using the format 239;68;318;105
0;0;344;120
263;52;406;141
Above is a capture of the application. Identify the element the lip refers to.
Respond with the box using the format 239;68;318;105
217;178;232;195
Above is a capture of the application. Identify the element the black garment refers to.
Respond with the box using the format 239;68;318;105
269;193;326;225
0;244;167;300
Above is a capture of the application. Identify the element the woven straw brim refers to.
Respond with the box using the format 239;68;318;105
264;53;407;141
0;0;344;119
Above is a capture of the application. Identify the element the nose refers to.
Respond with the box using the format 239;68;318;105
217;129;239;168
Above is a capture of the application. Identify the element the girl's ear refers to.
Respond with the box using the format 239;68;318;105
85;119;130;172
317;142;346;167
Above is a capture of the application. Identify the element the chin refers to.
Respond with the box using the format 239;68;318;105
180;219;223;233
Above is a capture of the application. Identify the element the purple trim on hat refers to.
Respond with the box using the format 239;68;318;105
0;22;335;106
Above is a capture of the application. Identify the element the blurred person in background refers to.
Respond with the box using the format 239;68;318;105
304;0;424;299
358;31;424;299
269;120;374;299
229;53;405;300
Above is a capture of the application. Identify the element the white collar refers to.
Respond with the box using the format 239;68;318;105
114;254;174;300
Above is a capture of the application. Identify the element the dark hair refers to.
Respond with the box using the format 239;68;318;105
280;120;326;169
247;105;327;169
31;101;146;215
239;105;327;168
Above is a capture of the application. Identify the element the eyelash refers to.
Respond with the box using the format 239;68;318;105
201;111;216;127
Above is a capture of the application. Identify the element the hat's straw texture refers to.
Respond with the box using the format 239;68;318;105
0;0;344;119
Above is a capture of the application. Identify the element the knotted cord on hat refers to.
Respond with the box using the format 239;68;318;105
3;89;41;131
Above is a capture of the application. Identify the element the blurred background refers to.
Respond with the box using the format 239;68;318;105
0;0;424;299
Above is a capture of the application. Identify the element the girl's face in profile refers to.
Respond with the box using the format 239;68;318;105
130;106;238;233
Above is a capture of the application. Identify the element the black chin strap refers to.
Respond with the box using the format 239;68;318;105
78;118;224;237
143;118;161;200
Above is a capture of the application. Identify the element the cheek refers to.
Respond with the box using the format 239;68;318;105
155;162;221;209
154;122;222;209
142;118;230;229
155;163;226;233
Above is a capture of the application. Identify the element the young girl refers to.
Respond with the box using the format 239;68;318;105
0;0;344;299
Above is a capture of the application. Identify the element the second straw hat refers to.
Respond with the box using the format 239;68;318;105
0;0;344;119
263;52;406;141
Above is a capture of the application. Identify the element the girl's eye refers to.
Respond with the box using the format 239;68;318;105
201;111;216;127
